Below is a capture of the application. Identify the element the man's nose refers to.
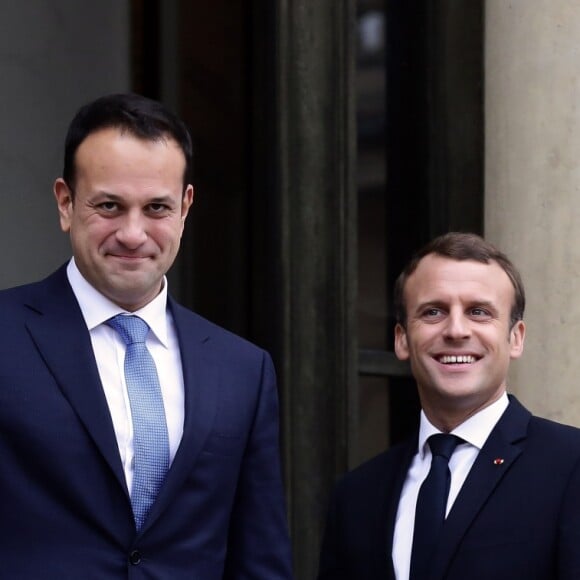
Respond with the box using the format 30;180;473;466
115;213;147;248
443;310;471;339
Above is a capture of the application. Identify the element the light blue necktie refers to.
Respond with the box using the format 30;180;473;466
107;314;170;530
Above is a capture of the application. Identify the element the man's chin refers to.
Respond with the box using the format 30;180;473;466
103;279;162;311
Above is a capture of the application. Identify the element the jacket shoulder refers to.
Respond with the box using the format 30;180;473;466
528;414;580;448
333;438;415;499
168;297;272;363
0;266;68;307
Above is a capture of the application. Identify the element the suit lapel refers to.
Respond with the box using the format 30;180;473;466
367;438;417;580
23;267;127;492
382;440;417;580
428;397;530;579
142;298;219;532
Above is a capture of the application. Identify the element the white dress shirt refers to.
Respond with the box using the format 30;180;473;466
392;393;509;580
66;259;185;494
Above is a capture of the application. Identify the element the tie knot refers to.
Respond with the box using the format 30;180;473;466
428;433;462;461
107;314;150;345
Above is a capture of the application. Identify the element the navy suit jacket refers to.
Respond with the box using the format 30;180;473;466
0;265;292;579
318;396;580;580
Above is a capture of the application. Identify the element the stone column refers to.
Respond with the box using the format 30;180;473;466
266;2;357;577
485;0;580;425
0;2;130;289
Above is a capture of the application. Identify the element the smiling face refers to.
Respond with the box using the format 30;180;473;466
54;127;194;312
394;254;525;430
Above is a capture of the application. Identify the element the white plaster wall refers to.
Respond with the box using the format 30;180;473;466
0;2;130;288
486;1;580;425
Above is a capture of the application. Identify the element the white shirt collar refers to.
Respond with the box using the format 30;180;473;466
417;392;509;457
66;258;170;348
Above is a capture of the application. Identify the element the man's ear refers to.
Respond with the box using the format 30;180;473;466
181;185;194;219
509;319;525;359
54;178;73;233
394;323;410;361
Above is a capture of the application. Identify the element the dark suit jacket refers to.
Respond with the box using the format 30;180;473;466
0;265;292;579
318;396;580;580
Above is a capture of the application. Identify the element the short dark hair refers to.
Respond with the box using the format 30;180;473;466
62;93;193;192
394;232;526;329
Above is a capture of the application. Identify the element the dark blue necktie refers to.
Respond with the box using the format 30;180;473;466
409;433;462;580
107;314;170;530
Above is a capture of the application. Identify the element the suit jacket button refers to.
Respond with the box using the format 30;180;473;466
129;550;142;565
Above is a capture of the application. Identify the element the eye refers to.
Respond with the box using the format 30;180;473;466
470;307;491;318
97;201;119;213
421;307;444;319
147;203;171;215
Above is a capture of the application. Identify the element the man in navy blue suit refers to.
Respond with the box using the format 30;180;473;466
0;93;292;578
318;232;580;580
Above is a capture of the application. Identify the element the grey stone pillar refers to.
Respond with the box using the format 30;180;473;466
485;0;580;425
0;2;130;289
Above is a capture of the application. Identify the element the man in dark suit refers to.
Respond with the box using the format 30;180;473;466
318;232;580;580
0;93;292;578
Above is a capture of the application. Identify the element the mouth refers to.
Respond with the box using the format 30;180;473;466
435;354;479;365
108;253;150;261
106;254;152;269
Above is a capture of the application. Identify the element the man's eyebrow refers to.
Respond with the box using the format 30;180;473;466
147;195;176;203
413;300;447;313
90;192;176;204
90;191;122;200
470;300;495;307
413;299;498;310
